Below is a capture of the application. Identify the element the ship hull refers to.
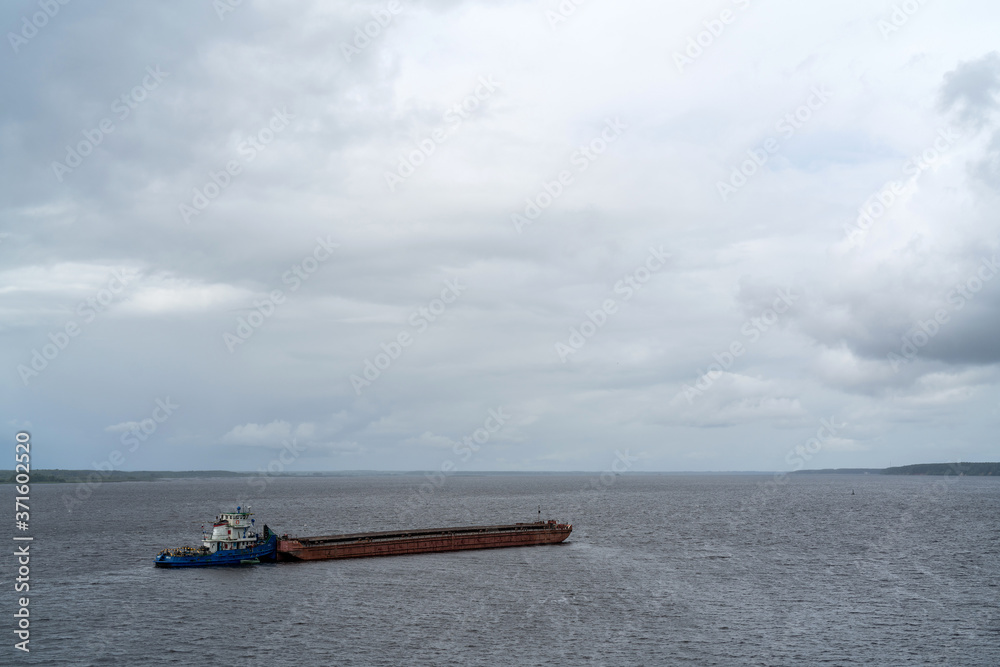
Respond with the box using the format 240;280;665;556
154;532;277;568
277;522;571;562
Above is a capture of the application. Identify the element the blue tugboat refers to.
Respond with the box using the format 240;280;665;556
154;507;276;567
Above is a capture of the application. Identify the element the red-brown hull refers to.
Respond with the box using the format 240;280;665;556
277;521;571;562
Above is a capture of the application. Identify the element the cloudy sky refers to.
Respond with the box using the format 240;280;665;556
3;0;999;473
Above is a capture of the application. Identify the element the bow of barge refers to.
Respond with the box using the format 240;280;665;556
277;519;572;561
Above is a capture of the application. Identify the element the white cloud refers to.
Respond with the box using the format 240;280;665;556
119;277;247;314
105;421;141;433
222;421;293;445
404;431;456;449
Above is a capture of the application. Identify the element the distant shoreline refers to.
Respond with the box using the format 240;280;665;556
2;463;998;484
792;462;999;476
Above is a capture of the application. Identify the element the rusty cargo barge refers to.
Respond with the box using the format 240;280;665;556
277;519;572;561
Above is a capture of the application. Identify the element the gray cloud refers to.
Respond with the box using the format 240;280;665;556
3;0;1000;473
939;51;1000;128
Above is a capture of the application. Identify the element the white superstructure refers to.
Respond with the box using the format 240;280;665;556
202;507;261;553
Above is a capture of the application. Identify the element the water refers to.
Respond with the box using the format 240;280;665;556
4;473;998;665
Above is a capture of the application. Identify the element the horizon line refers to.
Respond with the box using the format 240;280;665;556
13;462;997;476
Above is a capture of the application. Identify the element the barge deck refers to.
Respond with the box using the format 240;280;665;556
277;520;572;561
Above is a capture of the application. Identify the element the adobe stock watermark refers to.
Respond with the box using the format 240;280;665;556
680;287;798;403
673;0;754;73
741;416;847;510
340;1;403;62
384;75;501;192
248;438;307;494
179;107;294;224
876;0;929;39
783;417;846;471
223;236;339;352
213;0;245;21
555;246;670;362
545;0;588;29
583;449;639;491
511;117;628;233
17;268;135;386
853;461;966;584
7;0;72;55
844;128;960;248
51;66;169;182
717;85;831;202
350;278;466;395
888;255;998;372
62;396;180;513
399;407;511;517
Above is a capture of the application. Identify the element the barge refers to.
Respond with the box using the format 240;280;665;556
277;519;572;561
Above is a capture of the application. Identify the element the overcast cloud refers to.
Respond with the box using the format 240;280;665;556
3;0;999;472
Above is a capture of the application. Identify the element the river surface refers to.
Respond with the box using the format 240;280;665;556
3;473;999;665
